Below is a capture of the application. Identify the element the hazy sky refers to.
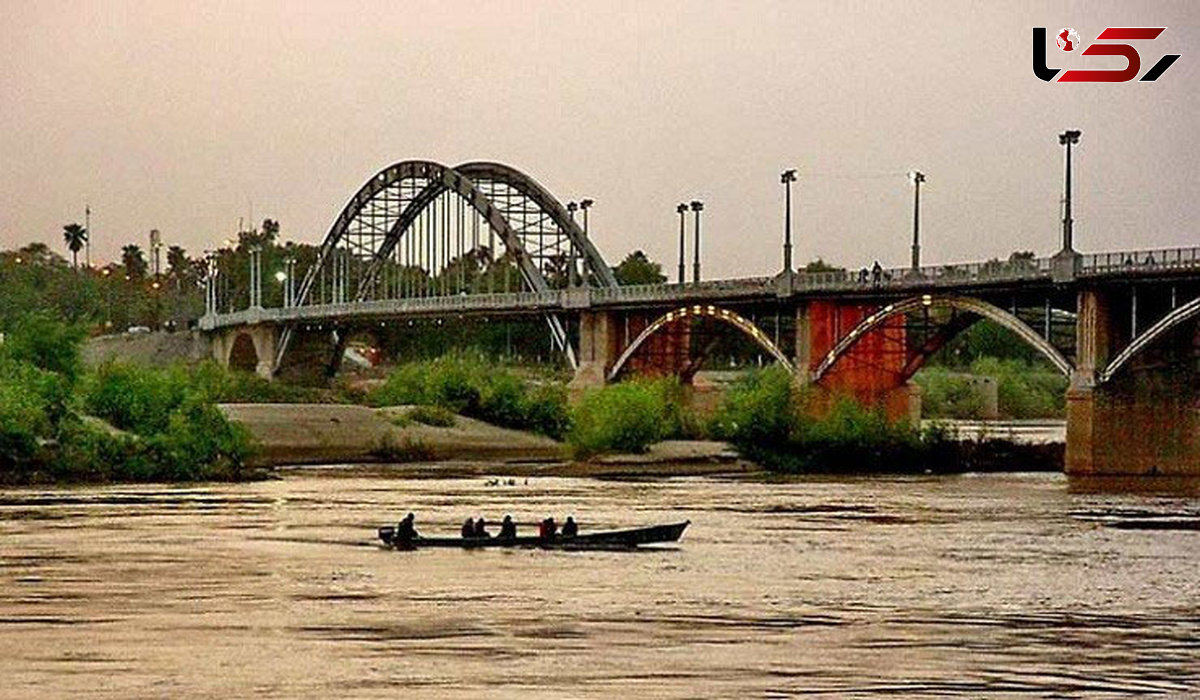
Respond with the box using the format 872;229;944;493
2;1;1197;278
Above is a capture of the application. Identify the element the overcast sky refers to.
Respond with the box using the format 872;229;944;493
1;0;1196;278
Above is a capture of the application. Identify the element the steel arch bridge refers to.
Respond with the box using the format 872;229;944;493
811;294;1077;384
278;159;617;369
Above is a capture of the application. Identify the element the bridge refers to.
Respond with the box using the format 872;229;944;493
199;159;1200;477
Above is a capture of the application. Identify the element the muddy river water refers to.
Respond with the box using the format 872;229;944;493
2;471;1199;698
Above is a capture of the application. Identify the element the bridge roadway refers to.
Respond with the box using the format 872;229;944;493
199;246;1200;331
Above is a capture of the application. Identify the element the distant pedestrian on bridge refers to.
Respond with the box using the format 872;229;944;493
871;261;883;286
461;517;475;538
473;517;490;538
562;516;579;538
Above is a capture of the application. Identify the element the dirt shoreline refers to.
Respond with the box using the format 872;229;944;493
220;403;755;478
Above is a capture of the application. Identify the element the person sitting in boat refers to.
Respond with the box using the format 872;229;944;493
395;512;419;543
561;516;578;538
473;516;490;538
499;514;517;539
538;517;557;540
461;517;475;538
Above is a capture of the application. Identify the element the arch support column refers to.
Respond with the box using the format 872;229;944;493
568;310;617;398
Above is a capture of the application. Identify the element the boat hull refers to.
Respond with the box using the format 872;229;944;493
378;521;689;550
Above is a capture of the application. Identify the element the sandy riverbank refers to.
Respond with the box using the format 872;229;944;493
219;403;754;478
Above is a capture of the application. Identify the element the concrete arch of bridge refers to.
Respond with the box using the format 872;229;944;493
607;305;795;382
811;294;1075;383
1099;294;1200;384
214;326;278;379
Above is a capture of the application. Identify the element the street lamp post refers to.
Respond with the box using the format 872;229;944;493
909;171;926;271
1059;129;1081;252
566;201;578;287
690;200;704;284
780;169;797;273
579;198;593;286
676;203;687;284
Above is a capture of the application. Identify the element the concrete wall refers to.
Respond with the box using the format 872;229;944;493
83;331;211;369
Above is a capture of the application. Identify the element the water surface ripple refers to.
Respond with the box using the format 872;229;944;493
1;473;1198;698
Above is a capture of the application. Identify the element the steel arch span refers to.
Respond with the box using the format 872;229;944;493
607;305;795;382
1099;294;1200;384
279;159;616;371
811;295;1075;383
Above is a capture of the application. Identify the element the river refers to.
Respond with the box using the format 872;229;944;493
2;471;1199;698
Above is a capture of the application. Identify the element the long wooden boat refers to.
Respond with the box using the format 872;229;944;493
378;520;689;550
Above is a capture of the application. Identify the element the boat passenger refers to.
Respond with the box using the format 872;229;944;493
474;516;490;538
499;515;517;539
461;517;475;538
395;512;419;543
561;516;578;538
538;517;557;540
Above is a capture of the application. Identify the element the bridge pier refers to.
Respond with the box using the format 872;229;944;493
1067;288;1200;476
568;310;618;397
210;323;279;379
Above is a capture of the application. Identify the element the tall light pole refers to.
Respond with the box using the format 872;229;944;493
579;198;593;287
84;205;91;268
676;203;687;284
566;201;578;287
690;200;704;283
909;171;925;271
1059;129;1081;252
780;169;797;273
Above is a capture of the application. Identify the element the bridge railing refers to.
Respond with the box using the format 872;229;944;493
591;277;776;304
1080;246;1200;275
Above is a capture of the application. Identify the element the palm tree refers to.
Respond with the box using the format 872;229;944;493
121;244;148;279
166;245;188;277
62;223;87;269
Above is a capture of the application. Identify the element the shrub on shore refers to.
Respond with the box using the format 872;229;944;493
709;366;962;473
369;353;570;439
567;380;670;456
914;358;1067;419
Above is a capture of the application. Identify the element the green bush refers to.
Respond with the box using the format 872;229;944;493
185;361;329;404
912;367;988;419
567;380;668;456
0;313;86;382
408;404;456;427
81;362;189;435
369;353;570;439
709;366;794;447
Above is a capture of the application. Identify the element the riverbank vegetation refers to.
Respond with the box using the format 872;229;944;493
368;352;570;439
0;314;256;484
708;366;1059;472
913;320;1070;420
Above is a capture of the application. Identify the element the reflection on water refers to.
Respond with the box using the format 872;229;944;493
2;472;1199;698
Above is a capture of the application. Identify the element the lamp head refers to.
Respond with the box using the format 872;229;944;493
1059;129;1082;145
579;199;594;209
676;203;688;213
780;169;797;183
690;200;704;211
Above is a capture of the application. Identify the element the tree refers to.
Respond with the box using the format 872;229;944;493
166;246;189;281
62;223;87;269
613;250;666;285
121;244;148;279
803;258;843;273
